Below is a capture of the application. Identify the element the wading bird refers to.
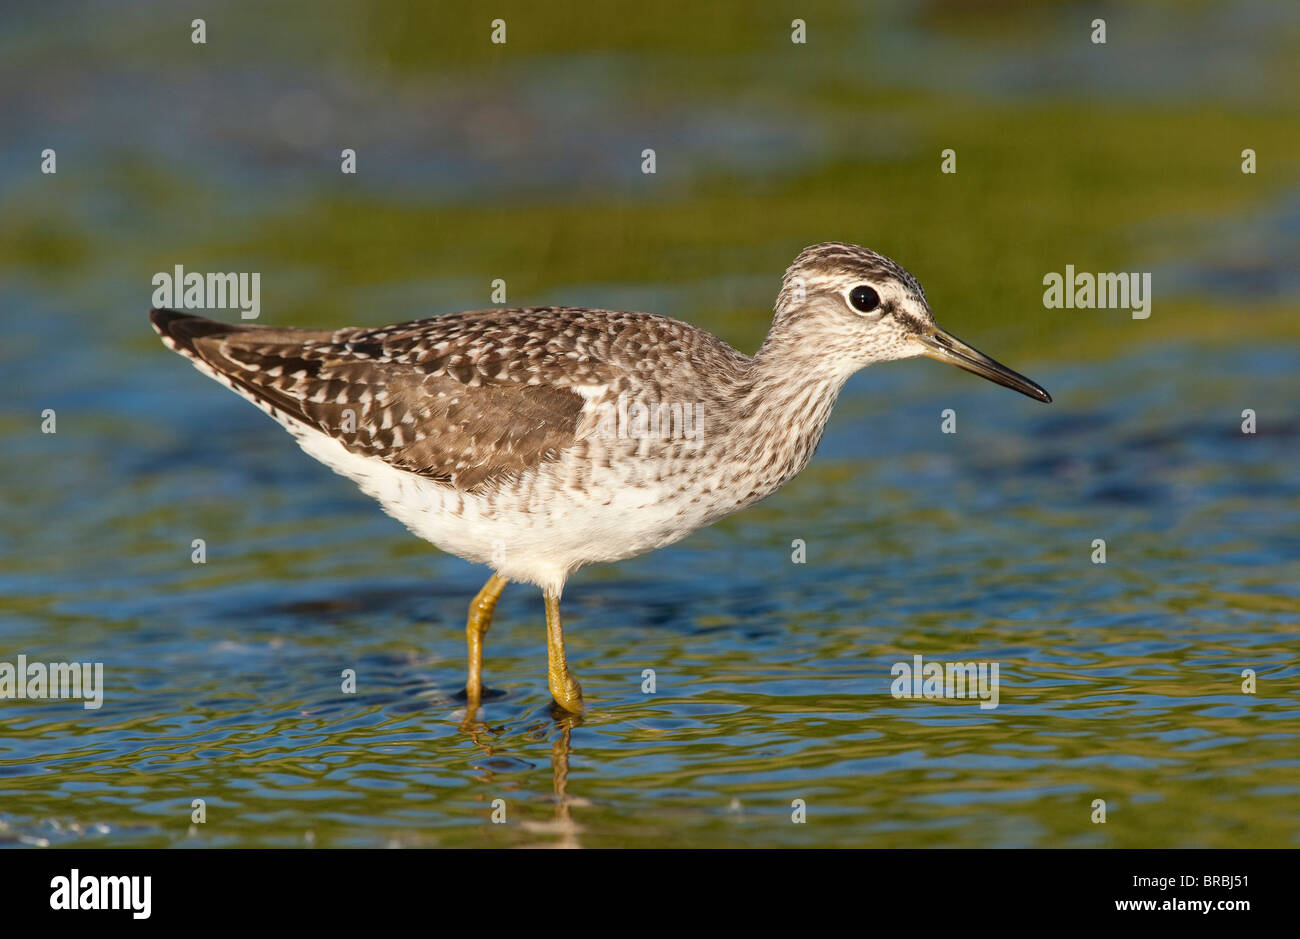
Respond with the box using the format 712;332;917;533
151;242;1050;714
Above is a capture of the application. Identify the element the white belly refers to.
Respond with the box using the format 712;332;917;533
293;427;731;596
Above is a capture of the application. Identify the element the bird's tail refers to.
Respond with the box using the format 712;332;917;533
147;308;344;431
148;308;248;359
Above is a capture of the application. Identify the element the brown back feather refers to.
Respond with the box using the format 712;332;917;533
150;308;590;492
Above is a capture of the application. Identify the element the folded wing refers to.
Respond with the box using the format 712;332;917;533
150;309;597;491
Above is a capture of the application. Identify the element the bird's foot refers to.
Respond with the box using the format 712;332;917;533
452;685;507;703
548;677;584;716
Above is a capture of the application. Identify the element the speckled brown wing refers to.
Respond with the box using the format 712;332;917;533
150;308;600;491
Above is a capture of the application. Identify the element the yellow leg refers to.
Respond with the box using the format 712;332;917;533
545;592;584;713
465;573;507;705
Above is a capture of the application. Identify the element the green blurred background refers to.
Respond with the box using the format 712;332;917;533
0;0;1296;848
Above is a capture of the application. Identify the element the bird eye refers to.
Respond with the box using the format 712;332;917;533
848;285;881;313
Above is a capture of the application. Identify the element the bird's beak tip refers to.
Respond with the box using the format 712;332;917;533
917;327;1052;405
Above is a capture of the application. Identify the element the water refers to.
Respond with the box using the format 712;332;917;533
1;0;1297;848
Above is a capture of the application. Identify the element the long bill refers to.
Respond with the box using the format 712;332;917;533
915;327;1052;404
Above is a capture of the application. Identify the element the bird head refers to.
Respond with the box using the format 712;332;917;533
772;242;1051;403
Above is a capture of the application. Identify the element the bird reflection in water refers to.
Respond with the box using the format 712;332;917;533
460;702;583;849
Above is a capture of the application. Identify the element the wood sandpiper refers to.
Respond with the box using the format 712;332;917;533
151;241;1051;714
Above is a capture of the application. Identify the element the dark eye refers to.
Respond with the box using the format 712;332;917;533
849;285;880;313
